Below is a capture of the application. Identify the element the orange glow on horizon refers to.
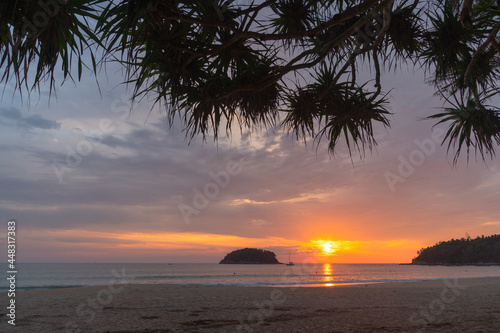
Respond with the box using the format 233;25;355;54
22;228;424;263
308;239;359;257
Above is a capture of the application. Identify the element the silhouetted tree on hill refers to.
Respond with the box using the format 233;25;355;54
219;248;280;264
413;234;500;264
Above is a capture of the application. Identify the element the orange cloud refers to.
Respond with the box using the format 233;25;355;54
19;229;425;263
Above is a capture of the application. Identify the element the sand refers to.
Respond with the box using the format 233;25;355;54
1;277;500;332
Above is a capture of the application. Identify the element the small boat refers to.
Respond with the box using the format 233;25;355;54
285;253;294;266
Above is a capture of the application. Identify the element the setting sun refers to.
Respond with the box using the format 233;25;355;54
321;241;336;254
310;240;342;256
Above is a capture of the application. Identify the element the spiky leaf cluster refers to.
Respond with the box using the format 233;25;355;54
283;65;391;154
420;0;500;162
0;0;104;95
1;0;499;162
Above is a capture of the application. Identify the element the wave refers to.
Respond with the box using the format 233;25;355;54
186;278;420;287
1;275;494;291
0;284;89;292
134;274;307;280
151;276;491;287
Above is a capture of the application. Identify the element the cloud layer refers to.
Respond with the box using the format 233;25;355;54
1;66;499;264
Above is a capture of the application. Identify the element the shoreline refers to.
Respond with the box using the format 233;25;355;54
5;274;500;292
1;277;499;332
407;262;500;266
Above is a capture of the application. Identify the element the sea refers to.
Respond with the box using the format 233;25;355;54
2;263;500;291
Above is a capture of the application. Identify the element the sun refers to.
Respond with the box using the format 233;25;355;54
322;242;335;254
306;239;359;260
310;240;338;256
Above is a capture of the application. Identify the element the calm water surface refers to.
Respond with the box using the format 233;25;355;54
1;263;499;291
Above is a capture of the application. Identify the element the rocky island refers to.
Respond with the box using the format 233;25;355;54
219;248;282;264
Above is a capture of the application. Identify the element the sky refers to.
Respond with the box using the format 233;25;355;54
1;57;499;264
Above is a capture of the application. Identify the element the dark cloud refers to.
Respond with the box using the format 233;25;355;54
23;114;61;129
0;106;22;120
0;106;61;130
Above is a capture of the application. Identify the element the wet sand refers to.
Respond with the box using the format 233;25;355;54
1;277;500;332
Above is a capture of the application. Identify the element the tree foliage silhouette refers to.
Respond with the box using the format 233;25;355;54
219;248;280;263
1;0;499;162
413;234;500;264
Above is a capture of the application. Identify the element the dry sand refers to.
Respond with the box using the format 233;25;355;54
1;277;500;332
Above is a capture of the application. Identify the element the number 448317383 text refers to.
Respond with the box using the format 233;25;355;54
8;221;16;269
7;220;17;326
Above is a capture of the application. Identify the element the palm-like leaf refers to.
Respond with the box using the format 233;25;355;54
316;82;391;156
1;0;499;162
0;0;104;95
442;48;500;94
421;2;477;85
428;96;500;164
271;0;316;35
283;64;391;155
382;4;424;67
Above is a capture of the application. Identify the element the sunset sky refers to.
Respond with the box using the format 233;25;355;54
1;60;499;264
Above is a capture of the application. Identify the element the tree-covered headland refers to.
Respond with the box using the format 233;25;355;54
412;234;500;264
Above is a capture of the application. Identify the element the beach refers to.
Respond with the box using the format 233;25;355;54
1;277;499;332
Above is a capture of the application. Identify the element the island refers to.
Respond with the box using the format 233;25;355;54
219;248;282;264
412;234;500;265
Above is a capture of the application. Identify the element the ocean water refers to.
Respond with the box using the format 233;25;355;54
1;263;500;291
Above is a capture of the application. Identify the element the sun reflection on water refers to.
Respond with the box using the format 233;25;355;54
322;263;335;286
